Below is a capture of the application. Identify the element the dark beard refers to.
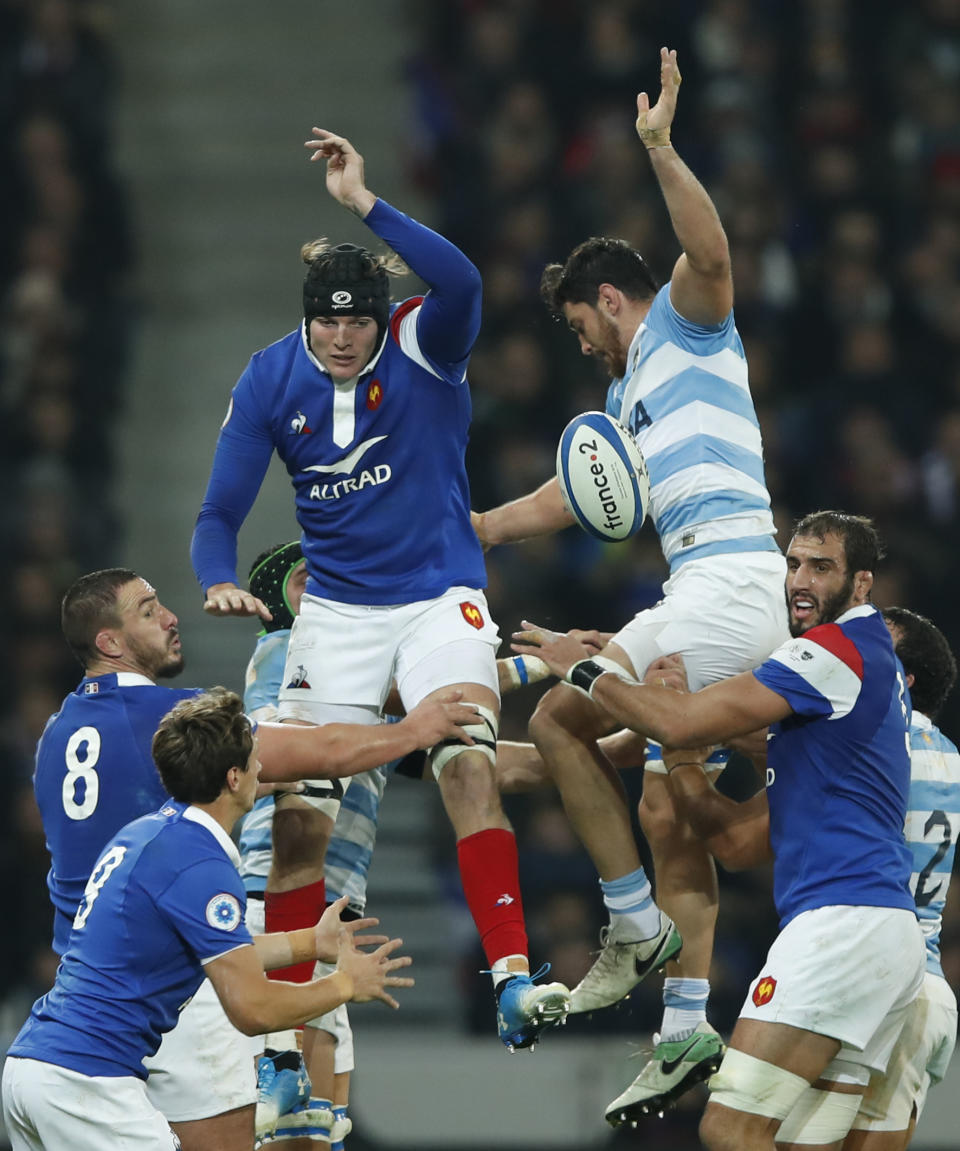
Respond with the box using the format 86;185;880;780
155;652;185;679
787;575;855;637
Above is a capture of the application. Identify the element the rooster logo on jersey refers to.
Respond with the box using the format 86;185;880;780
290;410;313;435
752;975;777;1007
460;602;484;630
286;665;312;690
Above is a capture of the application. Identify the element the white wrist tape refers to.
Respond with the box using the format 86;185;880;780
503;654;552;690
565;656;636;699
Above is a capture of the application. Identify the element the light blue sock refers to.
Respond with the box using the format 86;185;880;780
660;976;710;1042
600;868;662;940
331;1103;350;1150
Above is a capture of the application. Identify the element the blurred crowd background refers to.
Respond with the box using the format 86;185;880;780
2;0;960;1147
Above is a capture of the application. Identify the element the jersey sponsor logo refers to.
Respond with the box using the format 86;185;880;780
460;602;484;629
83;682;99;694
752;975;776;1007
286;665;312;690
303;435;388;476
366;380;383;410
307;464;391;501
290;410;313;435
206;893;242;931
496;893;515;906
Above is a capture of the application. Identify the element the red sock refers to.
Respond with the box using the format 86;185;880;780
457;828;528;967
264;879;327;982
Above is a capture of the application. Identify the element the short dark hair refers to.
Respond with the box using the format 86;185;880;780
540;237;660;314
883;607;957;720
791;510;884;575
152;688;253;804
61;568;139;669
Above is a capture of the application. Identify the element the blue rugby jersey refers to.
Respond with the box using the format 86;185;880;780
606;284;777;571
9;802;252;1079
906;712;960;978
191;198;486;606
753;605;914;926
33;674;201;953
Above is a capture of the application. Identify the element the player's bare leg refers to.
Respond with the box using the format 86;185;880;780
257;792;338;1145
527;654;680;1015
428;681;570;1050
171;1104;255;1151
700;1019;843;1151
604;773;724;1123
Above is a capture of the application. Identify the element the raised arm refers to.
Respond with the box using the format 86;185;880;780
638;48;732;325
306;128;482;371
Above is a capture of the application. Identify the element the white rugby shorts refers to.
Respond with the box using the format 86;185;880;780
851;970;957;1131
612;551;788;689
305;960;355;1075
144;975;258;1122
611;551;787;775
739;905;926;1073
277;586;501;718
2;1057;180;1151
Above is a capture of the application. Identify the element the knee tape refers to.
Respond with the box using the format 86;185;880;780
279;777;346;819
709;1048;810;1120
430;703;498;780
776;1086;863;1144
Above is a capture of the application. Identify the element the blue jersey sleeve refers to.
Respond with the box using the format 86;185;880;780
155;858;253;963
191;364;277;591
364;198;481;378
753;660;833;718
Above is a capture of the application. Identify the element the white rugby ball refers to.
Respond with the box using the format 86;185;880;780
556;411;650;542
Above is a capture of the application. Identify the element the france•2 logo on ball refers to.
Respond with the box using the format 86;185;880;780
556;411;650;542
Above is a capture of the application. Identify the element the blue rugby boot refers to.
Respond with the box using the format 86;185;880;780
496;964;571;1052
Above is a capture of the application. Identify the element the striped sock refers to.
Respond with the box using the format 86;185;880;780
600;868;662;940
660;977;710;1041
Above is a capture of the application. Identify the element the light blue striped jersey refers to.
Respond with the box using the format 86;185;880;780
606;284;777;571
237;629;387;911
906;712;960;978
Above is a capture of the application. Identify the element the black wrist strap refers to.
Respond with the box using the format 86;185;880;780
566;657;632;698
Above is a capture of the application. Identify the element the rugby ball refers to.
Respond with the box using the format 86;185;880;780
556;411;650;542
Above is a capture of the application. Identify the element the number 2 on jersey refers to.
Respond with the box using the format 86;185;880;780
62;726;101;820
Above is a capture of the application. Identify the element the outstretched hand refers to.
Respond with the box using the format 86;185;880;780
337;926;413;1009
314;895;389;964
636;46;681;145
511;619;592;679
402;691;478;749
304;128;376;218
203;582;272;621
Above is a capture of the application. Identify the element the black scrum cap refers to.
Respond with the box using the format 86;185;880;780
303;243;390;340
